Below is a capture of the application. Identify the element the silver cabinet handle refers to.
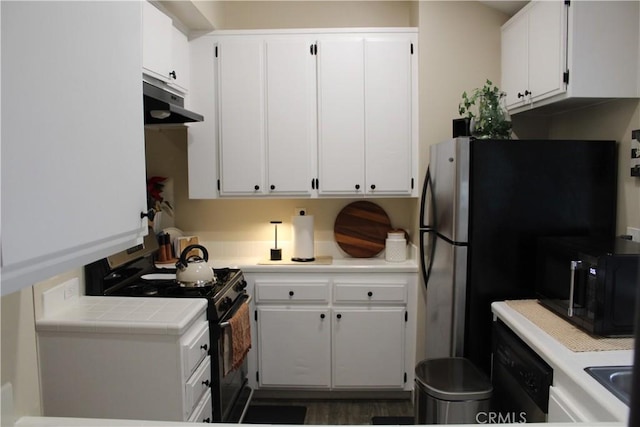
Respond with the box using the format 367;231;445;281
568;261;582;317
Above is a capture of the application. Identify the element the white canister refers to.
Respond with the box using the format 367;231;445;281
385;230;407;262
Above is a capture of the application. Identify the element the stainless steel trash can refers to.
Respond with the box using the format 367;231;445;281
414;357;492;424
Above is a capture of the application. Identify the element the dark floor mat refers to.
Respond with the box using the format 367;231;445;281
371;416;415;425
243;405;307;424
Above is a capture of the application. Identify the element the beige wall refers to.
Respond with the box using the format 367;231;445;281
209;1;413;29
1;288;41;419
1;268;84;419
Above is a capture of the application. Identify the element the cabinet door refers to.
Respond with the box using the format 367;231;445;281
364;38;413;196
265;39;316;195
170;26;190;93
332;307;405;388
142;1;173;83
317;38;365;195
217;39;265;195
257;307;331;387
527;0;566;103
548;386;589;422
501;12;529;109
2;1;147;295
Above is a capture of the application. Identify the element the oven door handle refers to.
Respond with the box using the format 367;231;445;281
219;294;252;328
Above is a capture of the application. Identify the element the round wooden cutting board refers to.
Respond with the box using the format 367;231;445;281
334;201;392;258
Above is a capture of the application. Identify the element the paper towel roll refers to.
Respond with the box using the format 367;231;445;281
292;215;315;261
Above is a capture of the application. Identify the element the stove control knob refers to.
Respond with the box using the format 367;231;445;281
219;297;233;312
233;280;248;292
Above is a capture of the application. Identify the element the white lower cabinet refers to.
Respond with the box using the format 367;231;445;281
37;301;212;422
332;307;405;388
258;307;331;387
548;386;588;423
251;272;416;391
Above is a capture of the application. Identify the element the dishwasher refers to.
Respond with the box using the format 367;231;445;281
491;319;553;423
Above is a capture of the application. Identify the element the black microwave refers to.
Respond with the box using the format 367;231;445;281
535;236;640;337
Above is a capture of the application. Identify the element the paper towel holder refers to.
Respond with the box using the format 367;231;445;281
270;220;282;261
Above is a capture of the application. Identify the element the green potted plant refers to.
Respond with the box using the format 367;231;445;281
458;79;512;139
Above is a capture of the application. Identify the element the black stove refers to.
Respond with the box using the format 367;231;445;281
84;232;252;423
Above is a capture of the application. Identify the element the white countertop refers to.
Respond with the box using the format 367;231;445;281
491;301;633;422
36;296;207;335
205;256;419;273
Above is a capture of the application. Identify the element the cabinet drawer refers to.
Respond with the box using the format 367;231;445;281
187;389;212;423
181;320;210;380
185;356;211;417
334;283;406;303
256;281;329;302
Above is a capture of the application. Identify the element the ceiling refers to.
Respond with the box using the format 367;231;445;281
479;0;529;17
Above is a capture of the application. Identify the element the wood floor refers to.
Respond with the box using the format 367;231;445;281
249;398;415;425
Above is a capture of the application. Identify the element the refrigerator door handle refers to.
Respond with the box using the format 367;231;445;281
420;230;436;290
419;165;435;230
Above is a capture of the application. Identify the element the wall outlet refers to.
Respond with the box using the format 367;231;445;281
627;227;640;242
64;278;79;300
294;207;307;216
42;277;80;318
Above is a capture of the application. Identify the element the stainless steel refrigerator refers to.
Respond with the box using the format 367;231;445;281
419;137;617;374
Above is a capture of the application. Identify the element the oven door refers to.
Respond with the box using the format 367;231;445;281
216;294;253;422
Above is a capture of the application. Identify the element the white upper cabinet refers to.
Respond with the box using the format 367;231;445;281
317;34;417;197
1;1;148;295
215;37;316;197
501;1;565;109
364;38;414;196
143;1;189;93
265;39;317;196
171;26;191;93
216;38;265;196
317;38;366;195
189;28;418;199
502;0;639;114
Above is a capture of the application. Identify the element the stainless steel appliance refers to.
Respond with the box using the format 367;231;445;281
144;82;204;125
419;137;617;374
85;233;252;423
536;236;640;336
491;320;553;422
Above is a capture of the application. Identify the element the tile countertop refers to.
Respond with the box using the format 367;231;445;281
491;301;633;423
35;296;207;335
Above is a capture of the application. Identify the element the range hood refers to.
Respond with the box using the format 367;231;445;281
143;82;204;125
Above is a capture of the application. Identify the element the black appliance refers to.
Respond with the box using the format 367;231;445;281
85;232;252;423
536;236;640;336
420;137;617;374
144;82;204;125
491;319;553;422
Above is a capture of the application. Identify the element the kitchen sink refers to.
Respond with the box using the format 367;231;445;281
584;366;633;406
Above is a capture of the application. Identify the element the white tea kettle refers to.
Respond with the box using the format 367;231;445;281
175;244;216;287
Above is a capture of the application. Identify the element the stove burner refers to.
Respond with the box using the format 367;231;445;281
166;285;214;297
122;283;161;296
